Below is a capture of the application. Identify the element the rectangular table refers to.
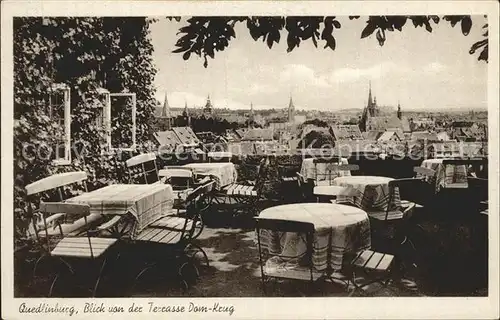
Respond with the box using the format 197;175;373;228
420;159;468;192
66;184;174;238
183;162;238;190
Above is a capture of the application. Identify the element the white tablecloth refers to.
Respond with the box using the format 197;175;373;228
67;184;174;238
420;159;468;192
332;176;402;219
183;162;238;190
257;203;371;271
300;158;351;183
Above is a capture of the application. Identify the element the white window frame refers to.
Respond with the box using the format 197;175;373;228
108;92;137;151
49;83;71;166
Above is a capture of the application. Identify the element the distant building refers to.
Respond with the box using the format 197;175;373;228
288;95;295;123
154;92;174;131
203;95;214;117
241;128;274;141
359;83;410;133
331;125;364;141
377;130;403;143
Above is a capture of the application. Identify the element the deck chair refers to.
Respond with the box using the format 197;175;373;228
39;202;118;297
207;151;232;163
255;218;325;295
126;153;159;184
25;171;103;277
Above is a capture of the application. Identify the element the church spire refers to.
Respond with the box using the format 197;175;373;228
161;91;171;118
397;100;402;120
368;81;373;107
288;95;295;122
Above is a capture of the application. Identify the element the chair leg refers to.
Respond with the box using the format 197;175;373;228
32;254;48;279
187;243;210;267
92;257;108;297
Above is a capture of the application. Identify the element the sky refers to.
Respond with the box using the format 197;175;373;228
149;16;488;112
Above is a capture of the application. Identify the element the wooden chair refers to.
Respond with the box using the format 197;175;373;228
369;178;431;282
25;171;103;278
39;202;118;297
132;183;211;291
296;172;314;202
344;249;395;296
149;180;215;241
255;218;325;295
218;157;268;216
126;153;159;184
207;151;232;163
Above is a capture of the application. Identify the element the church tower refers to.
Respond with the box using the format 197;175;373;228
183;100;191;126
203;94;213;115
161;91;172;130
248;102;255;128
397;101;402;120
288;95;295;123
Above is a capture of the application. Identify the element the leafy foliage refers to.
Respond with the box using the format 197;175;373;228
14;17;157;244
172;15;488;66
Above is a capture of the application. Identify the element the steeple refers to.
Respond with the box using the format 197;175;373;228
204;94;213;114
161;92;171;118
397;100;402;120
367;81;373;107
288;95;295;123
183;100;189;116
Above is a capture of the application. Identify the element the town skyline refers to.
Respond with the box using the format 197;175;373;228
151;16;488;112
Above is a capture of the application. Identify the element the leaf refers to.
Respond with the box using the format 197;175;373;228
376;29;385;46
182;51;190;60
332;20;341;29
461;16;472;36
361;22;376;38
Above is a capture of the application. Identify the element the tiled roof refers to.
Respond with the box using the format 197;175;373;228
411;131;439;141
241;128;274;141
377;131;400;142
331;125;363;140
154;131;181;149
171;127;200;145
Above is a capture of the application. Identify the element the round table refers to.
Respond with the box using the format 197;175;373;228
257;203;371;271
332;176;401;219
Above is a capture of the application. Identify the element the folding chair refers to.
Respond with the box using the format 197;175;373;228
132;185;211;291
255;218;325;295
39;203;118;297
369;178;431;283
126;153;159;184
25;171;103;278
218;157;267;216
149;180;215;241
344;249;395;296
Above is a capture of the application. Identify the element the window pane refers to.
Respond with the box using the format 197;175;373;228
110;95;134;149
95;94;108;129
49;88;69;162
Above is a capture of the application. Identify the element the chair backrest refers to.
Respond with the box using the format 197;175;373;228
442;158;488;166
26;171;88;197
39;202;93;253
413;166;435;178
207;151;232;163
388;178;433;209
255;218;315;280
159;168;194;190
126;153;159;184
25;171;88;241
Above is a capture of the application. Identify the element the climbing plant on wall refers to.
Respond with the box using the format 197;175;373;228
13;17;158;245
